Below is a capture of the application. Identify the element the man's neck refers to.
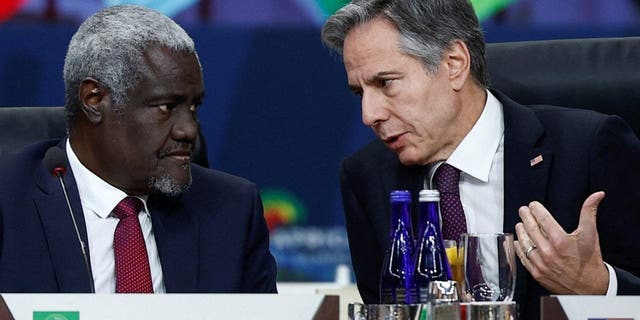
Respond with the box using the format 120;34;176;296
431;82;488;164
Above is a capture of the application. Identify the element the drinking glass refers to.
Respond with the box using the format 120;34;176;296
444;239;464;286
460;233;516;302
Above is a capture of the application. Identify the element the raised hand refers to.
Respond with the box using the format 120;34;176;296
514;191;609;294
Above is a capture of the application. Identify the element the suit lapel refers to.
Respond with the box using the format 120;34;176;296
148;196;198;292
34;145;93;292
497;90;553;234
496;90;553;311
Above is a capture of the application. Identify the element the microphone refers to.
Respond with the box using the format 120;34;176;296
44;146;96;293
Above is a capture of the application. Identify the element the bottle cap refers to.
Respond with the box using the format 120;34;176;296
419;189;440;202
390;190;411;202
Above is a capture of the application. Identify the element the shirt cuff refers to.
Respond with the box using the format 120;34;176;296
604;262;618;296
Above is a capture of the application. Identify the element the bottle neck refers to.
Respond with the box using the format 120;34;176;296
390;201;412;236
420;200;440;224
390;201;411;222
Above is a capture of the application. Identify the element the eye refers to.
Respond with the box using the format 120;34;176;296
189;104;197;112
382;79;394;87
155;103;177;114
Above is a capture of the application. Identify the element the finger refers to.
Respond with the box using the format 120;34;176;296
515;221;541;265
518;205;552;253
513;239;526;266
527;200;567;239
514;222;531;251
515;223;564;291
514;237;538;273
515;237;566;293
577;191;605;231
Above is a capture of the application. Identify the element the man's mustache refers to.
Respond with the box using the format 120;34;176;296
158;142;192;158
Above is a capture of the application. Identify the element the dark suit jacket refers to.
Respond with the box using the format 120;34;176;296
340;90;640;320
0;139;277;293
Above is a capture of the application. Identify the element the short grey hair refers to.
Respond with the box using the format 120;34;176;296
321;0;488;87
63;4;197;124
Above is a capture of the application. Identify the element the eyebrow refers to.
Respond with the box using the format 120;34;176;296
144;92;205;104
348;71;401;92
366;71;399;83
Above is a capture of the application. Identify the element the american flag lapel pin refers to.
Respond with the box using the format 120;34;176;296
530;155;543;167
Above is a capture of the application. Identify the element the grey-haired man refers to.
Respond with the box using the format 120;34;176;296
0;5;276;293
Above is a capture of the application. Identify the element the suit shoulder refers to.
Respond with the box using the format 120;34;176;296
528;104;633;138
190;165;258;196
0;140;59;186
528;104;612;125
341;139;425;182
496;90;621;134
343;140;396;171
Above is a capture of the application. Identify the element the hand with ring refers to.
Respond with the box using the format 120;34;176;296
525;243;537;259
513;191;609;294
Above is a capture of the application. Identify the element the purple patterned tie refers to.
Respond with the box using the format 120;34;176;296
435;163;467;241
113;197;153;293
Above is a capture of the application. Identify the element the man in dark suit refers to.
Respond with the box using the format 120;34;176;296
0;5;276;293
321;0;640;318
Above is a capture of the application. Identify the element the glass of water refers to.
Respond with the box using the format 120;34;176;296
460;233;516;302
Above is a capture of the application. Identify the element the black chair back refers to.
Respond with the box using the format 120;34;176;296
487;37;640;137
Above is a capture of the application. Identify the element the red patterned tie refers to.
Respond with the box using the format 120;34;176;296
113;197;153;293
435;163;468;241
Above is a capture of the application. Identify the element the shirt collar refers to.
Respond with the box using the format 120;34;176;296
65;139;150;219
446;90;504;182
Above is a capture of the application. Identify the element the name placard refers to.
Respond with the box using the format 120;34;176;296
1;293;338;320
541;295;639;320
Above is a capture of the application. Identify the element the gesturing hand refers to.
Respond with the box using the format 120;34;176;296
514;191;609;294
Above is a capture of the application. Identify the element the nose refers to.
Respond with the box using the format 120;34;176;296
171;106;199;143
361;90;388;127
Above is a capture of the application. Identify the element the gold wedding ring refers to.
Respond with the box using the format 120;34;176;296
525;244;538;259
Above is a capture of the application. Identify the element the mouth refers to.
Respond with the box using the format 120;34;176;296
382;132;407;150
166;152;191;161
159;145;192;162
383;135;399;144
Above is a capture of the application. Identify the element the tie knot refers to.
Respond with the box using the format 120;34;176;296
435;163;460;193
113;197;143;219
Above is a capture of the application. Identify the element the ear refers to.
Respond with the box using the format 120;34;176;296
444;39;471;91
79;78;106;124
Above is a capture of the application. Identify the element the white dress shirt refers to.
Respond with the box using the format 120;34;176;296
427;90;617;295
66;140;165;293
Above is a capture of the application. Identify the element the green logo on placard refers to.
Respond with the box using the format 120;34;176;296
33;311;79;320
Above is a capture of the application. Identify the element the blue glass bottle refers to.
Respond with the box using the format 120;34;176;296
414;189;453;303
380;190;418;304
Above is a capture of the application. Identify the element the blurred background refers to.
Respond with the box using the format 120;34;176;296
1;0;639;283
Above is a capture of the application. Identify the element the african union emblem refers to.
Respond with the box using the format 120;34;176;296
33;311;79;320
